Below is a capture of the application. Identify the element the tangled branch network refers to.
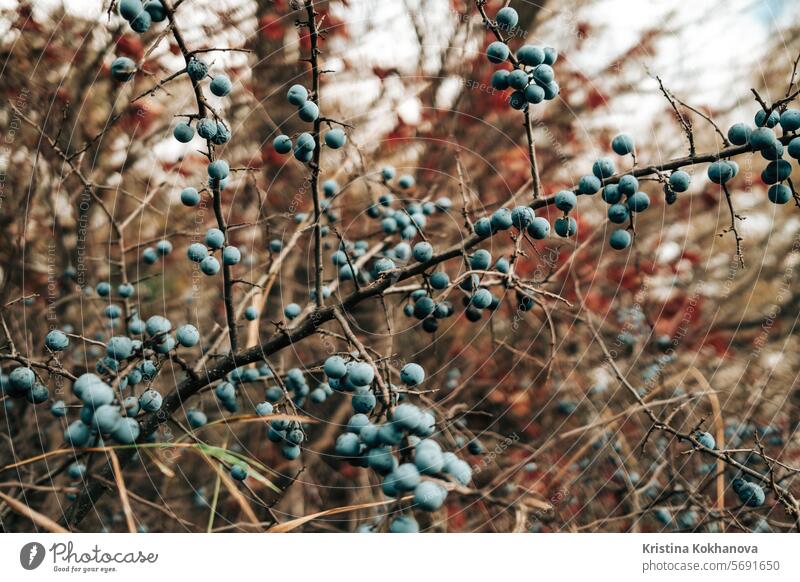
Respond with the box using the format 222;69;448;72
1;0;799;533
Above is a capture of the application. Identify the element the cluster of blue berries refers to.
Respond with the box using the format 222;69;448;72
140;239;173;266
721;107;800;205
6;308;206;450
316;359;472;529
271;84;347;163
485;7;559;109
171;57;233;146
118;0;166;35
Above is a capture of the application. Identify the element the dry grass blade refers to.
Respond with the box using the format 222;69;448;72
268;497;412;533
199;453;261;527
0;490;69;533
109;449;137;533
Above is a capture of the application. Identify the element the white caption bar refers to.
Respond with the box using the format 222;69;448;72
1;533;798;581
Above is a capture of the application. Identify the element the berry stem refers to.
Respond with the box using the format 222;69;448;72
304;0;325;309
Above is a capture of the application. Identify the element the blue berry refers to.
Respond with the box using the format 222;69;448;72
176;324;200;347
325;128;346;149
200;256;220;276
471;288;493;309
532;64;554;85
749;127;777;150
388;515;419;533
495;6;518;28
92;404;121;433
352;390;376;413
542;80;560;100
335;432;361;456
602;184;622;204
110;57;136;82
186;57;208;81
287;84;308;106
486;41;510;64
374;257;395;274
284;303;301;319
727;123;751;145
490;69;510;90
173;122;195;143
210;74;232;97
517;45;544;66
130;10;151;33
64;420;92;446
554;190;577;212
490;207;513;230
470;249;492;270
195;118;217;140
626;191;650;212
230;464;248;481
473;217;493;238
429;271;450;290
298;100;320;122
738;482;766;507
511;206;535;229
413;241;433;262
180;187;200;207
26;383;49;404
607;203;629;224
400;363;425;386
507;69;528;90
754;108;779;128
554;216;577;237
187;243;207;262
211;123;231;145
392;403;422;430
543;46;558;65
138;2;167;25
609;229;631;250
393;463;421;491
273;134;292;154
138;389;162;412
222;246;241;265
524;84;545;104
578;175;601;195
618;174;638;196
106;336;134;360
205;228;225;249
611;133;635;155
119;0;143;20
780;109;800;132
694;431;715;449
669;171;691;192
398;175;415;189
104;304;122;319
156;239;173;256
381;166;396;181
592;157;616;180
761;160;792;184
509;90;526;110
207;160;229;181
527;216;550;239
707;161;734;184
768;183;791;204
323;179;338;197
51;400;67;417
414;481;446;511
45;330;69;351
